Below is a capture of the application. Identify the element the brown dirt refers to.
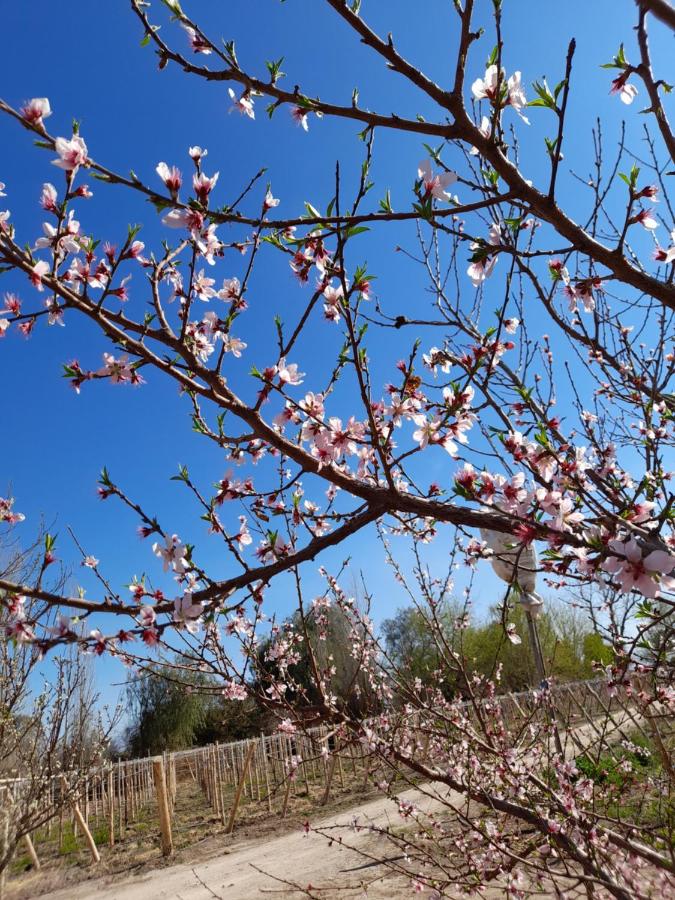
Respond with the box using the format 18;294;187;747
10;784;433;900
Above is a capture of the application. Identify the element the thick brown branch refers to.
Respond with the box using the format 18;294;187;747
636;0;675;30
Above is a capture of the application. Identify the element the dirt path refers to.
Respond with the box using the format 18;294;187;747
39;786;435;900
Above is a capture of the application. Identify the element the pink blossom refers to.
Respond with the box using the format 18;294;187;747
291;106;309;131
195;223;223;265
139;605;156;627
467;223;500;286
223;334;247;357
237;516;253;548
506;623;522;645
602;538;675;598
278;718;297;734
193;269;217;301
633;208;658;231
277;357;305;386
0;497;25;525
469;115;492;155
223;681;247;701
52;134;89;173
417;159;457;202
217;277;241;301
20;97;51;127
173;592;203;625
109;274;132;302
152;533;188;574
472;65;500;100
156;162;182;197
228;88;255;119
45;297;64;326
264;189;280;211
161;207;205;236
30;260;50;291
40;182;58;213
182;23;211;54
142;626;160;647
97;352;134;384
192;170;219;203
610;73;638;104
653;229;675;264
189;145;207;163
467;251;498;287
507;71;529;123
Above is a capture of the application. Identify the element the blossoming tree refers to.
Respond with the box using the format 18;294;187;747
1;0;674;895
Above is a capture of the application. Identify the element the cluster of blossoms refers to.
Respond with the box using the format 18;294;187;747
0;496;24;525
275;391;368;467
601;538;675;599
4;594;34;643
472;64;529;123
456;425;675;598
289;231;334;284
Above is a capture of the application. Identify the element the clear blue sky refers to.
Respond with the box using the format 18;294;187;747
1;1;671;709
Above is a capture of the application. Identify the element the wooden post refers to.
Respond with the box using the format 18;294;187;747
152;758;173;857
169;755;177;810
226;741;255;834
215;746;227;825
280;773;293;819
260;734;272;812
108;767;115;847
117;760;124;839
321;754;338;806
23;834;40;870
60;777;100;864
336;747;345;789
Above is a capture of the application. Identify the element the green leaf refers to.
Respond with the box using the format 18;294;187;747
528;79;556;111
160;0;184;14
379;189;393;214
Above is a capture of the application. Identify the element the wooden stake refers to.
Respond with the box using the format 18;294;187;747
107;767;115;847
152;758;174;857
260;733;272;812
280;773;293;819
226;741;255;834
321;754;337;805
23;834;40;870
60;777;100;864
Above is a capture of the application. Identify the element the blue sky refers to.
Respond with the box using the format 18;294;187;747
1;1;671;709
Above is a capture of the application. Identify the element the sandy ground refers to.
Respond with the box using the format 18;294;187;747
24;716;637;900
37;786;436;900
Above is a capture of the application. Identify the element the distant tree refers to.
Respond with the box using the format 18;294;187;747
125;659;269;755
256;603;375;720
382;599;613;694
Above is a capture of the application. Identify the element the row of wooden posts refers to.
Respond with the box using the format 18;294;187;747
14;722;375;866
11;677;625;867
